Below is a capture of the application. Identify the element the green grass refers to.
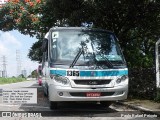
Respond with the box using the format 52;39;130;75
0;77;27;84
155;88;160;102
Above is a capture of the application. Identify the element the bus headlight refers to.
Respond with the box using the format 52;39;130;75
54;75;70;85
116;78;121;84
115;75;128;85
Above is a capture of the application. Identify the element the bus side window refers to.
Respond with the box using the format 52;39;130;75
45;50;48;61
42;38;48;69
42;52;48;68
42;52;45;68
38;65;42;76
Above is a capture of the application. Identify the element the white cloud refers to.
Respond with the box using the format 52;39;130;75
0;32;22;48
0;43;9;55
0;31;38;77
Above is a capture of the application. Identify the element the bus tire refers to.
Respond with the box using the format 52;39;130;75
44;89;48;97
100;101;112;107
50;101;58;110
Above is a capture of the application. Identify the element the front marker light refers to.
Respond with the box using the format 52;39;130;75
121;75;128;81
54;75;69;85
116;75;128;84
116;78;121;84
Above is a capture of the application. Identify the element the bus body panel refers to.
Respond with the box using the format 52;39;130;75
45;68;128;101
48;84;128;101
42;27;128;105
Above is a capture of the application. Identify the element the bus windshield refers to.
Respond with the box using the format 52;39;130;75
51;30;126;68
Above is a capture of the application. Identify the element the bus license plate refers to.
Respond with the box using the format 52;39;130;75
86;92;101;97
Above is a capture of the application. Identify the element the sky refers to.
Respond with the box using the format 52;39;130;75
0;30;39;77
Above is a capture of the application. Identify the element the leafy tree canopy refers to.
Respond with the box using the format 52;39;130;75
0;0;160;68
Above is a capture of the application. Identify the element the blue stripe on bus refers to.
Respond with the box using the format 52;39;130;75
50;69;128;77
80;70;128;77
50;70;66;76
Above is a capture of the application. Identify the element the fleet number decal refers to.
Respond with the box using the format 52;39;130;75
67;71;79;76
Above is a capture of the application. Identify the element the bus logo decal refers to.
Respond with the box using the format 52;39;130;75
91;71;95;77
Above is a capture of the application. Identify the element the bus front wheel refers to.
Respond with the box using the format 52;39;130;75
43;88;48;97
50;101;58;110
100;101;112;107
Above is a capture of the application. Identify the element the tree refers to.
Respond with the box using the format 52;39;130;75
0;0;160;68
0;0;45;35
31;69;38;78
28;40;43;62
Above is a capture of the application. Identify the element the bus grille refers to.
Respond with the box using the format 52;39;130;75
73;79;111;85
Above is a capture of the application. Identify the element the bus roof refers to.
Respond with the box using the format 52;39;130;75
49;27;114;34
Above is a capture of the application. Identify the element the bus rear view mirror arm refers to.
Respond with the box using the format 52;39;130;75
42;38;48;52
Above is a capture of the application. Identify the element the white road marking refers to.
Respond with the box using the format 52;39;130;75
0;104;49;109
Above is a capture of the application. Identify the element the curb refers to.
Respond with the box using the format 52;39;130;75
116;101;160;117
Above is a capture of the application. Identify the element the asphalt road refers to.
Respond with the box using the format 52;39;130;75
0;80;159;120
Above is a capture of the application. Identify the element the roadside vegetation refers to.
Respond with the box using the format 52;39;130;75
0;77;27;85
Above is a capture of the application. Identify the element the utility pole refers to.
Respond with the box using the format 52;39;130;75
155;39;160;100
22;68;27;78
0;61;2;77
156;40;160;88
2;56;7;78
16;50;21;77
0;60;2;77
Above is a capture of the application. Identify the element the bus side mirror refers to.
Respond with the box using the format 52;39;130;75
42;38;48;52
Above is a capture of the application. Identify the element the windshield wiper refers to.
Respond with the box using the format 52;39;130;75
90;41;113;68
69;41;86;68
70;40;114;69
95;54;113;68
69;48;83;68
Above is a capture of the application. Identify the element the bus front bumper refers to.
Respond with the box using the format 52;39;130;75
48;84;128;102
